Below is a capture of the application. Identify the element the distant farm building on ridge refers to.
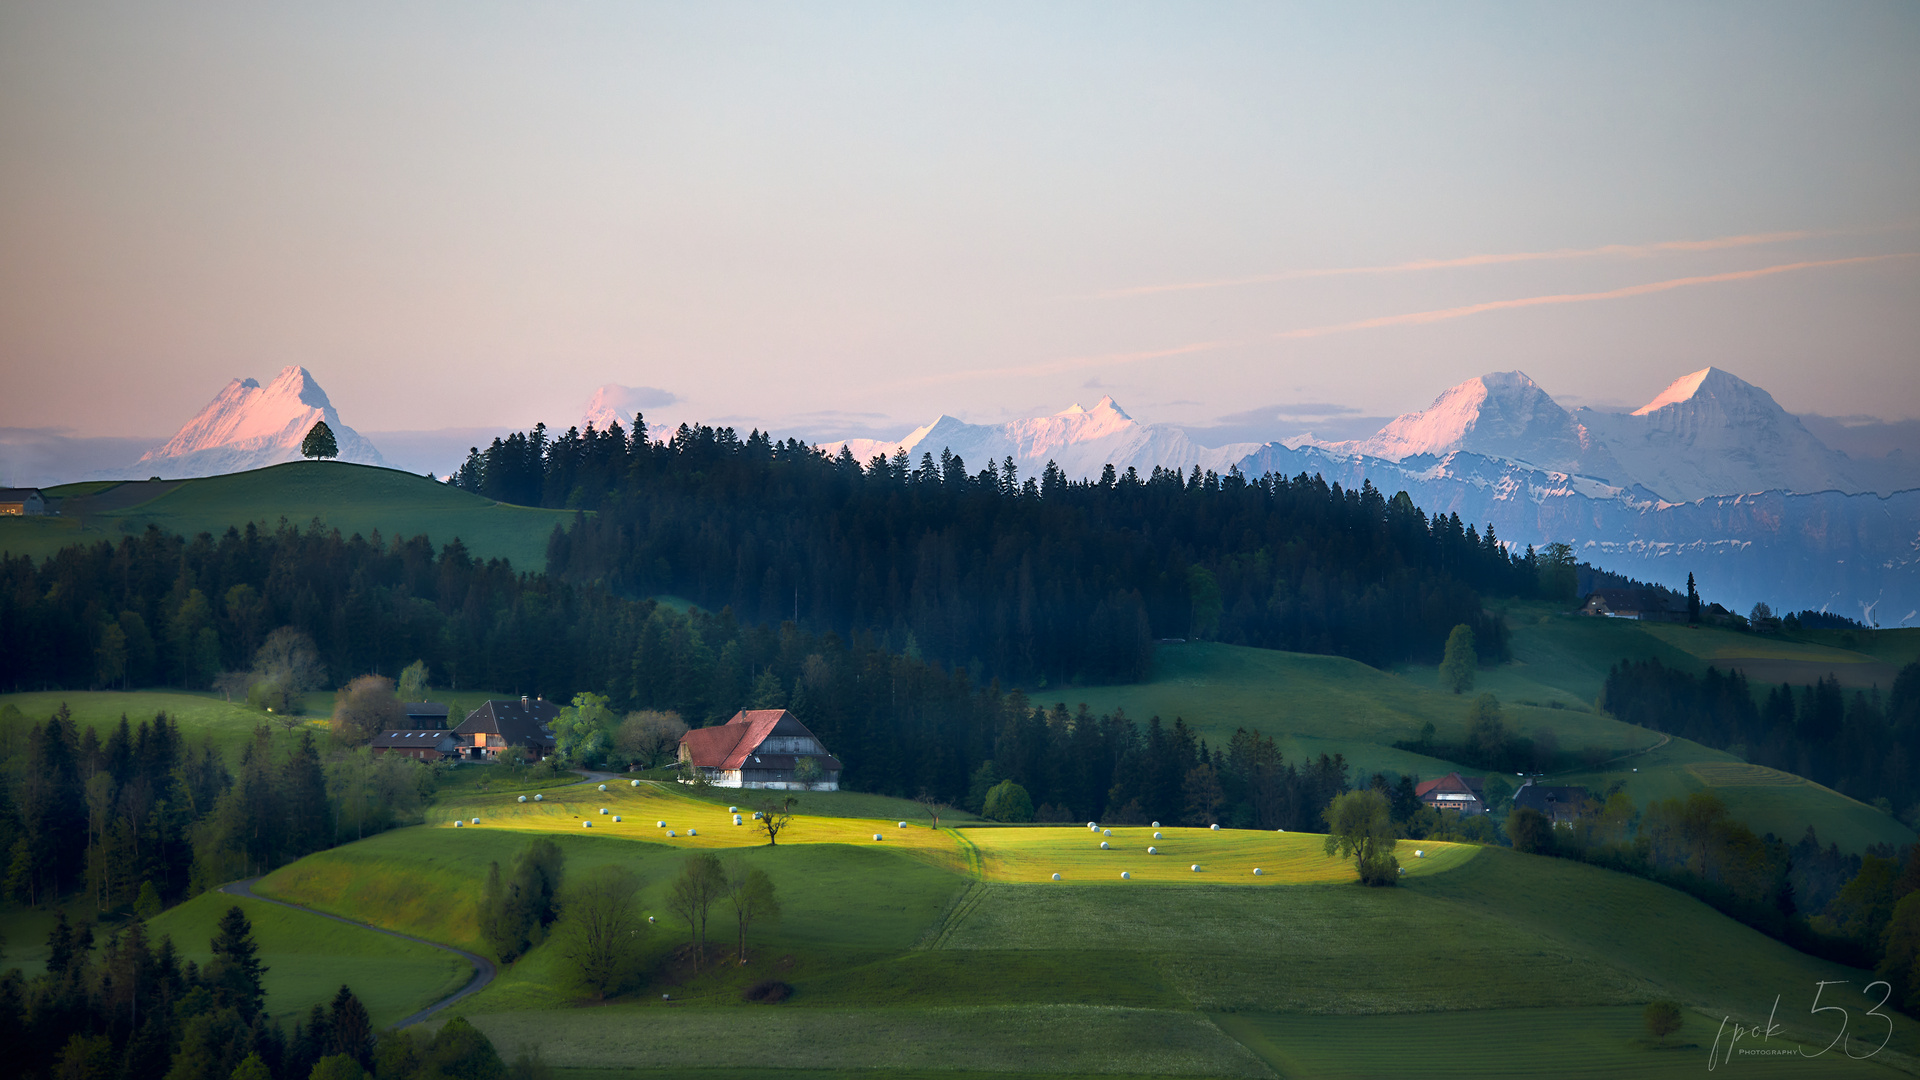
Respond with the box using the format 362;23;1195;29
1513;780;1594;826
1580;588;1686;622
679;709;843;790
1415;772;1488;814
0;488;48;516
451;695;559;760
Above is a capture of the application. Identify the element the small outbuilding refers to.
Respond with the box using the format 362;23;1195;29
369;729;459;761
1512;780;1594;826
402;701;451;729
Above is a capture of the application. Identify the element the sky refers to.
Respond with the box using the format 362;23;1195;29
2;1;1917;459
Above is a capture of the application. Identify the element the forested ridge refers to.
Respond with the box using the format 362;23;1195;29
465;416;1533;680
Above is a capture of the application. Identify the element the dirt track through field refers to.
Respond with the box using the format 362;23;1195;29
219;876;497;1028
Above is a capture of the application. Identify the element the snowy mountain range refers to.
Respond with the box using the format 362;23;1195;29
835;369;1919;625
125;366;387;478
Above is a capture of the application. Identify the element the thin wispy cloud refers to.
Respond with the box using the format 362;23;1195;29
891;339;1240;389
1269;253;1917;340
1100;230;1817;299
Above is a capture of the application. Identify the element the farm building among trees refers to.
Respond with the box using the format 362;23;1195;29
1414;772;1488;814
0;487;48;515
1512;781;1594;826
679;709;843;790
452;695;560;759
369;728;460;760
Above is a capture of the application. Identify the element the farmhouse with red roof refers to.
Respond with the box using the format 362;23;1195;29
678;709;843;790
1414;772;1488;814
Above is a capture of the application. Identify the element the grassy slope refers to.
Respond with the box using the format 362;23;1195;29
0;689;327;759
1054;611;1916;852
6;461;571;570
145;891;470;1027
254;775;1920;1075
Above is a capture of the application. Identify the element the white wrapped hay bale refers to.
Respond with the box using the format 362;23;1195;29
657;820;666;827
1415;850;1424;858
631;780;641;787
1087;822;1096;829
1153;832;1162;839
1209;823;1220;831
1120;871;1130;880
1102;829;1112;837
533;794;543;801
1190;864;1200;872
897;821;906;828
453;820;463;828
734;816;743;825
1147;846;1157;854
1152;821;1160;828
518;796;527;803
582;821;592;828
613;815;622;822
600;808;609;815
873;833;883;841
598;784;608;792
1051;873;1061;880
729;806;737;812
688;828;698;836
1253;867;1263;875
667;829;676;836
471;817;480;825
1100;841;1110;849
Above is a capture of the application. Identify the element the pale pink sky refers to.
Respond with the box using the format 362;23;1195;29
1;2;1916;448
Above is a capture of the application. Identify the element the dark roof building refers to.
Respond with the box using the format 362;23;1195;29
370;729;459;761
403;701;450;729
452;696;559;759
1581;588;1686;622
1414;772;1488;814
1513;781;1593;826
0;488;48;516
679;709;842;791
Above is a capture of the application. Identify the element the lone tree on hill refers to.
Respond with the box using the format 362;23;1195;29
556;864;647;998
1643;999;1683;1040
724;857;781;964
1323;789;1399;886
1439;624;1476;694
667;853;726;967
301;420;339;460
755;795;797;846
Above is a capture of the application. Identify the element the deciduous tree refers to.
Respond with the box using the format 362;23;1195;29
666;853;726;966
556;865;647;998
1439;624;1476;694
1322;789;1398;886
724;859;780;964
302;421;339;460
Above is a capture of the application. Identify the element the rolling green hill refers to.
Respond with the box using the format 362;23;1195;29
2;461;572;570
256;786;1920;1078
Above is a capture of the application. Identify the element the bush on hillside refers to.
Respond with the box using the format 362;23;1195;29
983;780;1034;823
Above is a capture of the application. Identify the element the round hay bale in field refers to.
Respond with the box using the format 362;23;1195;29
734;816;743;825
689;828;698;836
518;796;527;803
898;821;906;828
1152;821;1160;828
1100;841;1110;849
873;833;883;841
648;916;655;923
598;784;608;791
1147;846;1157;854
1209;823;1220;830
1153;832;1162;839
600;807;609;814
657;820;666;827
631;780;641;787
1191;864;1200;872
454;820;463;827
582;821;592;828
729;806;737;812
1398;867;1404;875
1415;850;1424;858
472;817;481;825
1051;872;1061;880
1253;867;1263;875
534;794;543;801
1121;871;1130;880
667;830;676;836
1087;822;1097;829
613;815;622;822
1102;829;1112;836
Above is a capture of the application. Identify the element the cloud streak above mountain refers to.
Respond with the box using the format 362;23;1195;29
1098;230;1821;298
1270;253;1919;341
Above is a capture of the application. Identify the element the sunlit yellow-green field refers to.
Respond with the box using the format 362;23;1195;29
432;778;1475;886
962;825;1477;884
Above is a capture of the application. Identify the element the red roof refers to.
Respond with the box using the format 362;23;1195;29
1415;772;1481;799
679;709;837;771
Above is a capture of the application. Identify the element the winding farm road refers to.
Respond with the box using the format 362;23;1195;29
218;877;497;1029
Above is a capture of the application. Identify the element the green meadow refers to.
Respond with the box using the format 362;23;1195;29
3;461;572;570
0;689;327;759
145;892;471;1028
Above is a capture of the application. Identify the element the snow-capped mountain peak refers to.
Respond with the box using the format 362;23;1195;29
1325;370;1615;477
1632;366;1721;415
131;365;386;478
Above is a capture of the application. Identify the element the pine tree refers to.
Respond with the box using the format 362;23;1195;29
1687;573;1701;624
210;905;266;1019
301;421;339;460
